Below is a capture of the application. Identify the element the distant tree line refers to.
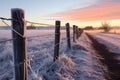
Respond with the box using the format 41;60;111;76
83;21;111;32
99;22;111;32
27;24;36;29
83;26;94;30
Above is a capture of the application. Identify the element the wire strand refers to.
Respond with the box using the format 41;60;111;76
0;17;12;21
26;21;54;26
1;20;24;38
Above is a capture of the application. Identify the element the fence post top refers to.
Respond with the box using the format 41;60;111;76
11;8;25;19
56;20;61;25
56;20;60;22
66;23;69;26
11;8;24;12
73;25;76;27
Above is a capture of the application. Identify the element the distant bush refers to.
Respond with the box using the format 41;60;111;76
100;22;111;32
84;26;94;30
27;24;36;29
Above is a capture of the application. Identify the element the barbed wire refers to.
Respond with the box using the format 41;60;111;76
0;17;54;26
0;16;75;80
0;17;12;21
0;17;55;42
0;39;71;79
0;16;72;48
1;20;24;38
26;20;54;26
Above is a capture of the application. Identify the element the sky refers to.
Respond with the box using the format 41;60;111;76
0;0;120;27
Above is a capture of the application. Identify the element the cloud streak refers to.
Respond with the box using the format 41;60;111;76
50;0;120;22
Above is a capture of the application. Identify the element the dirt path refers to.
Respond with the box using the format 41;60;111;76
86;33;120;80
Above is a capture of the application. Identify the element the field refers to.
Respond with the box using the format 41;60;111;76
0;29;120;80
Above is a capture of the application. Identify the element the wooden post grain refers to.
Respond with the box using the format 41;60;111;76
54;21;61;61
11;8;27;80
66;23;71;49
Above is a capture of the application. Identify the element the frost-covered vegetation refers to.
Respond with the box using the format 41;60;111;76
1;29;118;80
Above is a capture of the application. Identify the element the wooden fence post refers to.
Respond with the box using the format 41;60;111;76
54;20;61;61
73;25;76;42
11;8;27;80
66;23;71;49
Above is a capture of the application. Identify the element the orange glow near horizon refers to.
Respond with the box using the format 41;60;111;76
0;0;120;27
49;1;120;27
0;18;120;28
61;19;120;28
1;1;120;28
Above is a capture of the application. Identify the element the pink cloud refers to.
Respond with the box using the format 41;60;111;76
50;0;120;21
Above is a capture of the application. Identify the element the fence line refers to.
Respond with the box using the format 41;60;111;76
0;17;54;44
0;16;83;50
2;20;24;37
0;8;84;80
0;17;12;21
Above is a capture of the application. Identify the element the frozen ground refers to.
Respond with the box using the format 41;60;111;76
89;32;120;56
87;32;120;79
0;29;112;80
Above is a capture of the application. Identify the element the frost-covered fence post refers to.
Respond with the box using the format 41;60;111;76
11;8;27;80
54;21;61;61
66;23;71;49
73;25;76;42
